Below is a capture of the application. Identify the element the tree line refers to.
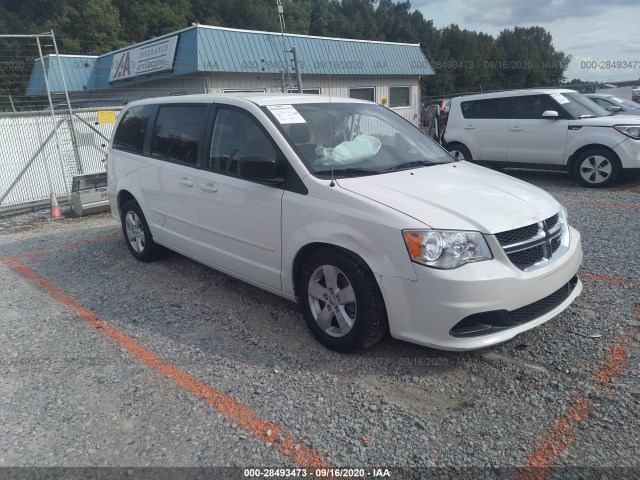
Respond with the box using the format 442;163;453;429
0;0;571;108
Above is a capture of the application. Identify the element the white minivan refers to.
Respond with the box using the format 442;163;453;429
107;93;583;352
443;89;640;187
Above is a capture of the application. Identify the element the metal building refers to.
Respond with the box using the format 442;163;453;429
26;24;434;125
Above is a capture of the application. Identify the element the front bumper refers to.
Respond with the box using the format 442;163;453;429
379;226;583;351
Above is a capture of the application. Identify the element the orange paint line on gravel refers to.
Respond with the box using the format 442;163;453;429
518;334;634;479
18;231;121;259
518;394;592;480
563;200;640;209
578;272;640;288
4;255;328;470
7;229;639;474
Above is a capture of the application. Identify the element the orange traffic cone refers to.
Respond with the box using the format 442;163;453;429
50;192;62;219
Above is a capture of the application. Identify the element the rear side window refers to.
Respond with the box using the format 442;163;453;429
113;105;155;153
460;98;509;119
151;105;208;164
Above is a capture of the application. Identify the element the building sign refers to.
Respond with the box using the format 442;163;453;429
109;36;178;83
96;110;116;124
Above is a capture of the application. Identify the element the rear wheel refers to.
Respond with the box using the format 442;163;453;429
446;143;472;162
121;200;165;261
573;148;621;188
298;248;388;353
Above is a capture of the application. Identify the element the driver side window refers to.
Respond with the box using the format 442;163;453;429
208;108;277;175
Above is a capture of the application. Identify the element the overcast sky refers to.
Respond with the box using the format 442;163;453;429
412;0;640;83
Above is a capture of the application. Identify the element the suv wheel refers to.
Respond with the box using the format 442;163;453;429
446;143;472;162
574;148;621;188
298;248;388;353
121;200;165;261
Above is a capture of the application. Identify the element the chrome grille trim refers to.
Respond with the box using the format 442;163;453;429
495;213;568;271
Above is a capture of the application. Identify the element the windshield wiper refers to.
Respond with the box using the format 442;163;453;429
314;167;380;178
578;114;596;119
380;160;437;172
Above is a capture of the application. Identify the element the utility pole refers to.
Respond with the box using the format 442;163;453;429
277;0;286;92
291;46;303;93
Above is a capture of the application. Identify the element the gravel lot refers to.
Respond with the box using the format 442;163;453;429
0;170;638;477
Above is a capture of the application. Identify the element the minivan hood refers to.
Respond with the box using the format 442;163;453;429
336;162;559;233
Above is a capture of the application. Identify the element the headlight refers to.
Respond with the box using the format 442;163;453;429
402;230;492;269
614;125;640;139
558;206;570;249
560;205;568;224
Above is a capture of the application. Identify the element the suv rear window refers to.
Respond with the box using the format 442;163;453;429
113;105;155;153
151;105;208;164
460;98;509;119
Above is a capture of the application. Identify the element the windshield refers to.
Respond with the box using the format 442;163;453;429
553;92;610;119
262;102;453;177
608;97;640;109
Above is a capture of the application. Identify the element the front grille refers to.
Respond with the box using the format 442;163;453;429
449;276;578;338
495;213;566;271
546;214;559;230
510;280;575;324
495;224;539;246
508;245;545;270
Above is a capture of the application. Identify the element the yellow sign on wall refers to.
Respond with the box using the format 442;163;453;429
97;110;116;124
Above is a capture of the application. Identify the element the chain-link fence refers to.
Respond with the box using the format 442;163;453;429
0;107;120;214
0;32;122;214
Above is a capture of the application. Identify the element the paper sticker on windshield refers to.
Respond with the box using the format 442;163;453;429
550;93;570;104
267;105;306;124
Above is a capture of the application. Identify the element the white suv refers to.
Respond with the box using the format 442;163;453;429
443;89;640;187
107;93;582;352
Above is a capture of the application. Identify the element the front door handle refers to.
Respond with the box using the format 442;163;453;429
510;126;523;131
199;183;218;192
464;125;475;130
178;177;194;187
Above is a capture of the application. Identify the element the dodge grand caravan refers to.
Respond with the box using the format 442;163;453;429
107;94;583;352
443;89;640;187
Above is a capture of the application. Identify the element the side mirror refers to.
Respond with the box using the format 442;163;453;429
607;106;622;112
542;110;559;119
238;155;281;182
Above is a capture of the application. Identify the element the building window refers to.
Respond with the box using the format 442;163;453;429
389;86;410;108
302;88;320;94
151;105;208;164
349;87;375;102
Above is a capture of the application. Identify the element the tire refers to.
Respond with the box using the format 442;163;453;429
573;148;621;188
121;199;165;262
298;248;388;353
446;143;473;162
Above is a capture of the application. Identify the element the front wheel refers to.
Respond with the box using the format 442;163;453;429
573;148;621;188
121;200;165;262
298;248;388;353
